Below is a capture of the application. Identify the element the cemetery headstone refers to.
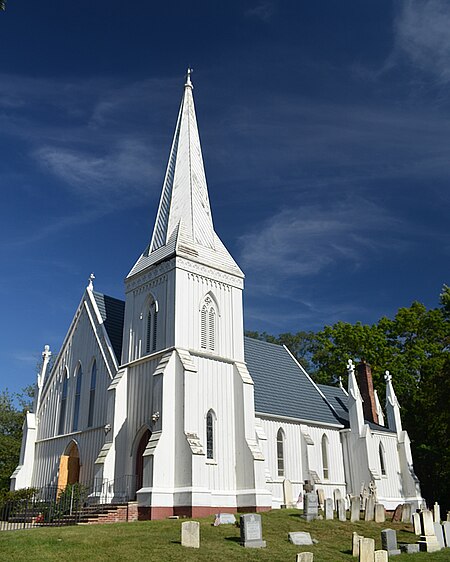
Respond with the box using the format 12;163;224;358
443;521;450;547
359;537;375;562
289;532;313;545
283;478;294;508
381;529;401;556
401;503;412;523
296;553;313;562
434;522;445;549
352;532;364;557
303;480;313;494
181;521;200;548
337;498;346;521
374;551;388;562
213;513;236;526
303;492;319;521
418;510;441;553
391;504;403;522
240;513;266;548
364;496;375;521
324;498;333;520
399;543;420;554
412;512;421;535
350;497;360;522
434;502;441;523
317;488;325;509
374;503;385;523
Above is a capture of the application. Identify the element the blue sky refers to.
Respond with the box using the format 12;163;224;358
1;1;449;397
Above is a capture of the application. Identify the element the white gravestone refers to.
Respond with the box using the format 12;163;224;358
421;510;436;535
443;521;450;547
296;553;313;562
240;513;266;548
289;531;313;545
324;498;333;520
352;532;364;557
418;510;441;552
283;478;295;508
374;503;385;523
401;502;412;523
337;498;346;521
181;521;200;548
434;502;441;523
213;513;236;526
359;537;375;562
303;492;319;521
350;497;360;522
374;550;388;562
412;512;421;535
364;496;375;521
381;529;401;556
434;522;445;549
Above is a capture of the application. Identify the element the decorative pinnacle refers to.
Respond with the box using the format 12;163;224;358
42;345;51;359
346;358;355;374
185;67;193;88
384;370;392;383
88;272;95;290
338;376;344;389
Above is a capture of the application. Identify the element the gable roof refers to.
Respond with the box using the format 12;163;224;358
92;292;125;363
243;336;344;426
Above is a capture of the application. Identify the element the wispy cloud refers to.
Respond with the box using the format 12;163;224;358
394;0;450;83
245;2;275;22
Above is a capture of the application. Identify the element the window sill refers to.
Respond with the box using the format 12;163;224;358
205;459;217;465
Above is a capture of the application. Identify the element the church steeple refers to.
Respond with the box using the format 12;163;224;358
150;68;215;253
127;70;242;280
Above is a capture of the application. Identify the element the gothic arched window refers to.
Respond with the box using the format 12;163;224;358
58;372;68;435
379;442;386;476
321;434;329;480
277;428;285;477
72;364;82;432
206;409;215;460
145;299;158;354
87;360;97;428
201;295;216;351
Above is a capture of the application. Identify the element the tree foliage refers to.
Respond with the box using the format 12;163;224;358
0;390;26;491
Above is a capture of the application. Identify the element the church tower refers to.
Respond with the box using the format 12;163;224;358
106;70;270;518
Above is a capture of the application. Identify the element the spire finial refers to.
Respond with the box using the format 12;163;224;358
347;358;355;375
88;272;95;291
185;67;193;88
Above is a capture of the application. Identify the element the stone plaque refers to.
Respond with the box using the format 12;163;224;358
240;513;266;548
289;531;313;545
213;512;236;526
303;492;319;521
181;521;200;548
374;550;388;562
399;543;420;553
296;553;313;562
359;538;375;562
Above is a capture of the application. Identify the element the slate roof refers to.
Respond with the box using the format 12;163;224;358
243;337;344;426
93;292;125;363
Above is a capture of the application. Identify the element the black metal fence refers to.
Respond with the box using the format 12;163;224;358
0;476;137;531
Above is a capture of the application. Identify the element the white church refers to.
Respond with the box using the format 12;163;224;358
11;71;423;518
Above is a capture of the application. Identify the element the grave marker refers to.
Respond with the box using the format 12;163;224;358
350;497;360;522
289;531;313;545
374;503;385;523
324;498;333;520
240;513;266;548
296;553;313;562
181;521;200;548
434;502;441;523
352;532;363;557
303;492;319;521
412;512;421;535
381;529;401;556
337;498;346;521
434;522;445;549
359;537;375;562
443;521;450;547
374;551;388;562
364;496;375;521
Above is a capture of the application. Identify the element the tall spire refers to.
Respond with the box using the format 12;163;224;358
149;68;215;253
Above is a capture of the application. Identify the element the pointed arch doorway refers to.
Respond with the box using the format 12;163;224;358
57;441;80;490
135;429;151;493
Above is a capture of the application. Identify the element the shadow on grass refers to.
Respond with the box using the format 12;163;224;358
224;536;241;543
170;540;181;544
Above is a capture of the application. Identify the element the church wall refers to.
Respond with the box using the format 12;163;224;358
369;432;404;507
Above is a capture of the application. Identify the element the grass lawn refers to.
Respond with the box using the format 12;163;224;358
1;509;449;562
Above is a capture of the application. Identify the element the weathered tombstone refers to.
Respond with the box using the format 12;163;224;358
324;498;333;520
418;510;441;552
364;496;375;521
381;529;401;556
352;532;364;557
350;497;360;522
412;512;421;535
317;488;325;509
303;492;319;522
434;522;445;549
374;551;388;562
303;480;314;494
240;513;266;548
289;531;313;545
434;502;441;523
443;521;450;547
401;502;412;523
181;521;200;548
337;498;346;522
283;478;294;508
213;513;236;526
359;537;375;562
374;503;385;523
296;553;313;562
391;504;403;522
399;543;420;554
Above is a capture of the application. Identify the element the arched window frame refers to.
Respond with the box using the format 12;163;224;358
58;368;69;435
379;442;387;476
87;359;97;428
144;297;158;355
206;409;216;461
72;363;82;432
321;433;329;480
276;428;285;478
200;293;218;351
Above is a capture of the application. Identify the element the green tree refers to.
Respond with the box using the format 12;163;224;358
0;390;26;491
